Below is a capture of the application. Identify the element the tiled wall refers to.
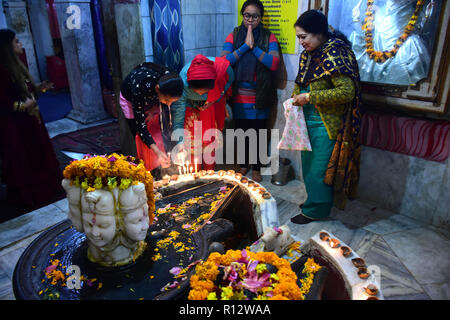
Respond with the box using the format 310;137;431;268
181;0;237;63
358;146;450;230
141;0;154;62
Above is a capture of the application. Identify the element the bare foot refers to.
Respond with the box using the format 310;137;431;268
240;167;249;175
252;170;262;182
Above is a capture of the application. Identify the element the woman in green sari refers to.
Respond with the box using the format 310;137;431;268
290;10;362;224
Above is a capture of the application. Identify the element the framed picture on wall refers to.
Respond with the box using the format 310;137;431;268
310;0;449;114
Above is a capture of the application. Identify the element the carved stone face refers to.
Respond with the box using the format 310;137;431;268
65;181;150;266
82;212;116;247
123;204;149;242
62;179;83;231
120;183;150;241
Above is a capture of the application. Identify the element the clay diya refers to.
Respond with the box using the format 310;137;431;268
193;173;199;180
227;170;235;176
170;174;178;181
352;257;366;268
340;246;352;257
199;170;207;177
241;177;249;184
162;178;170;186
258;188;267;195
357;267;370;279
366;296;379;300
364;284;379;296
319;232;330;242
218;170;226;177
207;170;215;175
329;238;340;248
234;173;243;180
262;192;272;199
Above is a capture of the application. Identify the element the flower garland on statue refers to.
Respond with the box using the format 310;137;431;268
362;0;425;63
188;249;321;300
63;153;155;222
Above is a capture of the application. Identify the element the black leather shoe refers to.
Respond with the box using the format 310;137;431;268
290;214;315;225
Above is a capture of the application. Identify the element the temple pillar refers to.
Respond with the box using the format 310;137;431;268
53;0;108;124
27;0;54;81
3;1;41;82
102;0;138;157
113;0;145;78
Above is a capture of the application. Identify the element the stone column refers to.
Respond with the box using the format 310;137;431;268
113;0;145;78
53;0;108;124
3;1;41;82
27;0;54;81
103;0;138;157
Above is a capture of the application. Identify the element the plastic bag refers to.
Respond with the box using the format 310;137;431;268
277;98;312;151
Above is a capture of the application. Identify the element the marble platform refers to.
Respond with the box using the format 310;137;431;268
0;118;448;300
1;173;449;300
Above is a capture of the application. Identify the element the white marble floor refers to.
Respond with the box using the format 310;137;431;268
0;118;449;300
258;175;450;300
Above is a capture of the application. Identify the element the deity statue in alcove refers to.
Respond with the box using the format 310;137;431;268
348;0;436;85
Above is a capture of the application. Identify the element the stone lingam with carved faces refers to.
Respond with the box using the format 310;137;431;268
62;180;150;267
61;154;154;267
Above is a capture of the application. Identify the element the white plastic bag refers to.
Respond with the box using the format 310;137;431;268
277;98;312;151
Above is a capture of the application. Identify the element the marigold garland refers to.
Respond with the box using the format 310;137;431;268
62;153;155;222
362;0;425;63
188;249;321;300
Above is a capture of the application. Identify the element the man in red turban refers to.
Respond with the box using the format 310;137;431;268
171;54;234;171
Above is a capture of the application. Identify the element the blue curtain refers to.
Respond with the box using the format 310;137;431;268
90;0;113;90
149;0;185;72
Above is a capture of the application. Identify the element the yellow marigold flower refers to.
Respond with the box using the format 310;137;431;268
304;258;322;273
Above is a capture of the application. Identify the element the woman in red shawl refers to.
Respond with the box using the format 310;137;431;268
0;29;63;209
171;54;234;171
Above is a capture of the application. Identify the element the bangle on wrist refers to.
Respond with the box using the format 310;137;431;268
14;101;25;112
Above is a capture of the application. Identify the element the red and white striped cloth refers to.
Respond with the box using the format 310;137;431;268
361;112;450;163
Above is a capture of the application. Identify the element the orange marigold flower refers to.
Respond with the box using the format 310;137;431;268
363;0;424;63
269;294;290;300
188;289;209;300
273;281;302;300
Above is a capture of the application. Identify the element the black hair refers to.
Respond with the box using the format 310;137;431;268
187;79;215;90
294;10;351;46
0;28;37;99
158;72;183;98
241;0;264;18
294;10;328;37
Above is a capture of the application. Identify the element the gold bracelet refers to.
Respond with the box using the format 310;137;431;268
13;101;25;112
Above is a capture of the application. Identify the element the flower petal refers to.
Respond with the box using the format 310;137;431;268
169;267;182;276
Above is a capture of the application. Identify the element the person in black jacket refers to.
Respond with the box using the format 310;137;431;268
120;62;183;175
